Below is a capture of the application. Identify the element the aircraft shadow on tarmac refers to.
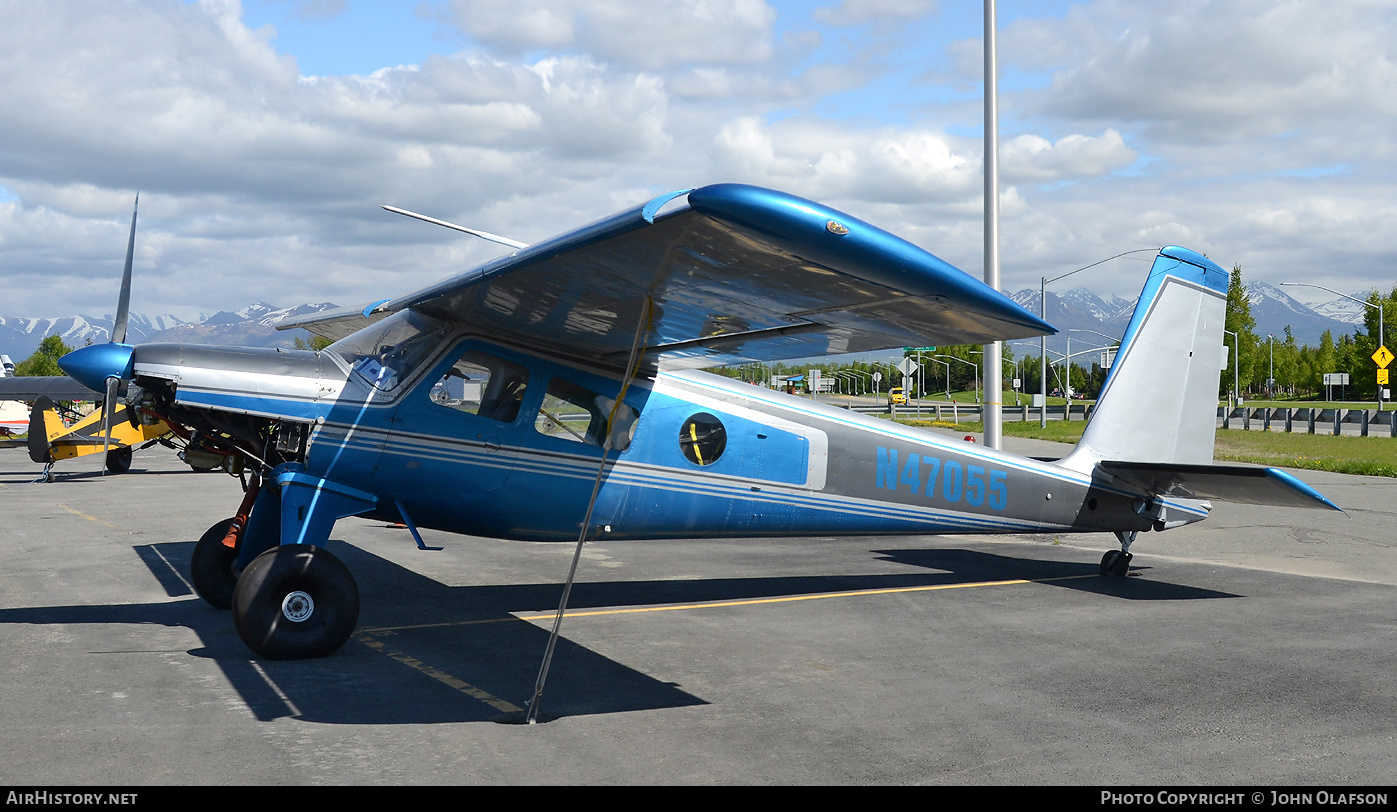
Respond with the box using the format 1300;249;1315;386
873;547;1242;601
0;535;1237;726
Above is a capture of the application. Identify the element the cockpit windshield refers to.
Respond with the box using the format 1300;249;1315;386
327;310;449;393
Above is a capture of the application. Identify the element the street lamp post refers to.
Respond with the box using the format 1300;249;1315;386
1281;282;1385;410
935;355;979;404
1222;328;1239;408
926;358;951;401
1038;249;1159;427
1267;334;1275;398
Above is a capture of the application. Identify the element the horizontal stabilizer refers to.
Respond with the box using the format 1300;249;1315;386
1099;461;1342;511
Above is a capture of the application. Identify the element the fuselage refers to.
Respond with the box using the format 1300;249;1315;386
129;330;1206;543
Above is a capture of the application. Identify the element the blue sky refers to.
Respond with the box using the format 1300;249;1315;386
1;0;1394;323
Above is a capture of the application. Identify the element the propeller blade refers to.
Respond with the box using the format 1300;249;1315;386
111;193;137;345
100;376;118;475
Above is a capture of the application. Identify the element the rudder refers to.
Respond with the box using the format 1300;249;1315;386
1060;247;1228;472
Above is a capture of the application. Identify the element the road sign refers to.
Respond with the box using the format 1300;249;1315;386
1323;373;1350;385
872;371;882;383
897;358;919;376
904;347;938;352
1379;369;1390;386
1373;345;1394;369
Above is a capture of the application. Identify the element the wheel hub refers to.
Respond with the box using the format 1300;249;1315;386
281;590;315;622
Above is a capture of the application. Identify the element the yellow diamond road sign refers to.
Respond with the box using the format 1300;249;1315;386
1374;345;1394;369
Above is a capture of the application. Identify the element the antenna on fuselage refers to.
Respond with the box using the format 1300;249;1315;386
380;205;528;250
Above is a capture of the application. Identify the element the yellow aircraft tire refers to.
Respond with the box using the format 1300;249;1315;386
232;545;359;659
191;518;238;610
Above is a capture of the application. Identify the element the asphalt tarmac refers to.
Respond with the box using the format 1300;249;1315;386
1;442;1394;785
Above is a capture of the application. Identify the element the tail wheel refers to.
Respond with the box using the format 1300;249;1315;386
105;446;133;474
1099;549;1132;577
232;545;359;659
191;518;238;609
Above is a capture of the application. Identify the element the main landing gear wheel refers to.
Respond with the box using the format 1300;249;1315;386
1100;549;1133;577
191;518;239;609
232;545;359;660
105;446;133;474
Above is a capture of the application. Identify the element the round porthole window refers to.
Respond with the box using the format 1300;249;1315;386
679;412;727;466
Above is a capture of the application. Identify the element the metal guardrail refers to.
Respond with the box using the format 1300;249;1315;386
1218;406;1396;437
839;401;1095;422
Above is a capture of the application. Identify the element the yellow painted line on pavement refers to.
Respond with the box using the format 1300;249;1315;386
361;573;1099;634
56;503;114;528
354;573;1095;714
356;631;522;714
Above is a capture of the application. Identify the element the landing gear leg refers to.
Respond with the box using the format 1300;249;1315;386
1100;531;1136;577
227;463;374;659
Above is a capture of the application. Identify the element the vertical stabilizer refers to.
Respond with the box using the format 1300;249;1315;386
1059;247;1228;473
27;396;63;464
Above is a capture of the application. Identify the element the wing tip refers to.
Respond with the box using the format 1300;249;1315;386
1264;467;1344;512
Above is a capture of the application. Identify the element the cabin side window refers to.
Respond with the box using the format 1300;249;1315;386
534;377;638;450
328;310;449;393
429;348;531;423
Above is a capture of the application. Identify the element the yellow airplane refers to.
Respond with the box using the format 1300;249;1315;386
23;395;171;479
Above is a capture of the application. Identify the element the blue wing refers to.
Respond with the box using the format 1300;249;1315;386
286;184;1055;373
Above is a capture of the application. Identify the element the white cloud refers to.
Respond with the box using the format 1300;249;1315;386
1000;129;1137;183
710;117;980;205
445;0;777;71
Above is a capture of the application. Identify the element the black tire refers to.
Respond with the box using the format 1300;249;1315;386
232;545;359;660
1100;549;1132;577
191;518;238;610
105;446;133;474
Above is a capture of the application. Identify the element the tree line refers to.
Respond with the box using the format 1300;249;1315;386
1223;264;1397;401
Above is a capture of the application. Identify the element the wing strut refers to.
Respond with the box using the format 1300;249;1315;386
379;205;528;250
522;295;656;724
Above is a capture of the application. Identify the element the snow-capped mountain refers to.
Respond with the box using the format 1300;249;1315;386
1;302;339;360
0;313;187;357
1245;282;1356;344
1309;294;1370;325
1007;283;1356;354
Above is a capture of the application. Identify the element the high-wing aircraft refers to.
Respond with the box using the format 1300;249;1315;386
54;183;1339;665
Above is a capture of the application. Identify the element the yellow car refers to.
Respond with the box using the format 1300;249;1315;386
887;387;908;405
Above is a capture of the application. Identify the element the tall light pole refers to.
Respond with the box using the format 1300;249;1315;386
1223;328;1239;407
1282;282;1386;411
983;0;1003;449
935;355;979;403
927;358;951;401
1267;334;1275;399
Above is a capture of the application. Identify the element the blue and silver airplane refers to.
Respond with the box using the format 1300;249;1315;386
56;184;1339;661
